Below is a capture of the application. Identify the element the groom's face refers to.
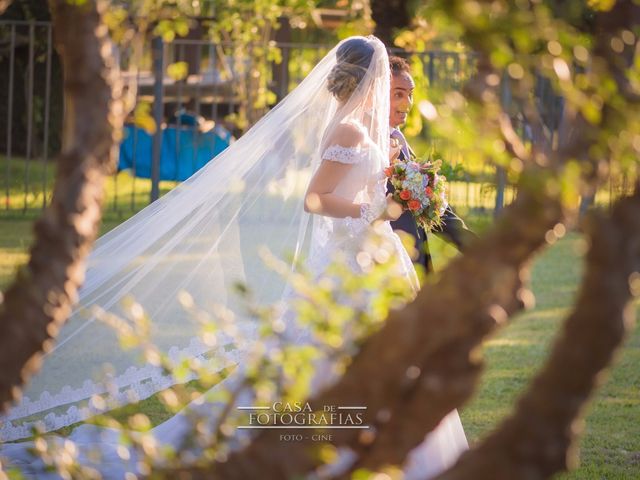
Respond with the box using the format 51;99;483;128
390;71;415;128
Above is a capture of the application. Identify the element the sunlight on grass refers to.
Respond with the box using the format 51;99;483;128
515;307;572;321
0;251;28;288
484;338;534;347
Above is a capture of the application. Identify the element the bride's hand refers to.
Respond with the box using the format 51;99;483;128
379;194;403;221
389;137;401;162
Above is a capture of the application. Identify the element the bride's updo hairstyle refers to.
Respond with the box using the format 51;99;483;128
327;37;376;102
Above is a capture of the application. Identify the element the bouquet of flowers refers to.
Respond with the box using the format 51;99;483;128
384;156;448;231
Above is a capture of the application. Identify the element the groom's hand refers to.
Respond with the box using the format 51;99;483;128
389;137;402;162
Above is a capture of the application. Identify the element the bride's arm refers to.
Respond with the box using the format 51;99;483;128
305;123;402;221
304;161;401;221
304;160;362;218
305;123;364;219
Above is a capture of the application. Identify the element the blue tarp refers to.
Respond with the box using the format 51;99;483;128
118;123;232;181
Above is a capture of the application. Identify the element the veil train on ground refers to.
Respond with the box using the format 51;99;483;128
0;35;390;442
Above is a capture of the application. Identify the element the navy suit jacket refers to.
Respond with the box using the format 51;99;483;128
388;144;475;273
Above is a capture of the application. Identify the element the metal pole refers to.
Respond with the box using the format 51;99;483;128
24;22;35;213
495;72;510;216
428;52;435;86
176;42;184;180
42;24;53;209
150;36;164;203
211;43;218;122
131;41;142;211
193;42;202;175
5;24;15;210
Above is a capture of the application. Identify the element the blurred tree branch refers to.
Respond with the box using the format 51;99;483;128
435;183;640;480
0;0;123;412
370;0;410;48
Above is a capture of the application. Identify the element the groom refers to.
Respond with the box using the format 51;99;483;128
388;55;476;273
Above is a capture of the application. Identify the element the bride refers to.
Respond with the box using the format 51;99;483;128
1;36;467;478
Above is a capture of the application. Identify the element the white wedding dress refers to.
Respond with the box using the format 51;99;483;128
1;36;467;478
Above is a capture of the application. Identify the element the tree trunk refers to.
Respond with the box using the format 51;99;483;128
0;0;122;412
370;0;411;48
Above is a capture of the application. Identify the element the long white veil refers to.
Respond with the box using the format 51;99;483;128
0;36;392;442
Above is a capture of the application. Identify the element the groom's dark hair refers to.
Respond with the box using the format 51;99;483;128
389;55;411;76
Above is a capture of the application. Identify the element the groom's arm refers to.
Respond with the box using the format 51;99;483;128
431;204;478;251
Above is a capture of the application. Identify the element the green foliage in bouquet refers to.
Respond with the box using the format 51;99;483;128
429;151;467;182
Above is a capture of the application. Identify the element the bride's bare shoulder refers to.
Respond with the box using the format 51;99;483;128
327;122;366;147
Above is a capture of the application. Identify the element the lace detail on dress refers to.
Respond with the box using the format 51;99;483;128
321;144;365;164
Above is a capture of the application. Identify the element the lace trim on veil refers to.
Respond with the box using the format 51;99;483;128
0;339;240;441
